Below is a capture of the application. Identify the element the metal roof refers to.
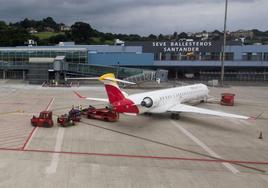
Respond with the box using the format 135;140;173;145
0;46;88;51
0;44;142;53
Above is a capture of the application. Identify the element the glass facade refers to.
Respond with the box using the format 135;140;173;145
155;52;224;61
68;63;143;78
1;45;268;64
0;48;88;64
264;53;268;61
154;51;268;61
252;53;262;61
225;52;234;61
242;52;267;61
132;41;268;62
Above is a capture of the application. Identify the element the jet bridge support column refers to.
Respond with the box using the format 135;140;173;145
55;72;60;85
22;70;26;80
3;70;6;79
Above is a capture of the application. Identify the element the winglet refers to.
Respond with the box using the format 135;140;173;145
248;112;264;120
73;91;86;99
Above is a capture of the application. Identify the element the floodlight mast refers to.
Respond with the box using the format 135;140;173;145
221;0;228;86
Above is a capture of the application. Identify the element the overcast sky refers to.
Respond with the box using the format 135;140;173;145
0;0;267;35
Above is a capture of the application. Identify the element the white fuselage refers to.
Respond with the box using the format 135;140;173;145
128;84;209;114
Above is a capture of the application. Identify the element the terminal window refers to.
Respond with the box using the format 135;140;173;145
0;50;87;64
225;53;234;61
155;52;225;61
263;53;268;61
171;53;180;60
242;52;262;61
211;52;221;60
201;52;216;61
242;53;252;61
157;52;201;61
252;53;262;61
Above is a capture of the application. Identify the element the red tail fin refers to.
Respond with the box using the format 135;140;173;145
99;73;126;104
104;84;125;103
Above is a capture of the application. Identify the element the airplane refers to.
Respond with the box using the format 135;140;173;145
69;73;251;120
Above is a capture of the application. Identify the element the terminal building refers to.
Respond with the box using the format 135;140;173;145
0;40;268;83
124;41;268;81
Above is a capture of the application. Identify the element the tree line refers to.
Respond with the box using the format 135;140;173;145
0;17;267;46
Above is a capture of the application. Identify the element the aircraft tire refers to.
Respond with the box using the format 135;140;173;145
171;113;180;120
43;122;50;128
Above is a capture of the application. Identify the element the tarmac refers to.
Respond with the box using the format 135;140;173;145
0;82;268;188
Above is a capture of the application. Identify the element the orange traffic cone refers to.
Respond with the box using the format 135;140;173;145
258;131;263;139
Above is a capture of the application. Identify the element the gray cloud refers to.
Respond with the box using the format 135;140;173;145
0;0;266;35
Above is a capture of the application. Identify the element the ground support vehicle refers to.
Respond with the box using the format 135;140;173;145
57;114;76;127
68;108;81;122
31;111;54;128
82;106;119;122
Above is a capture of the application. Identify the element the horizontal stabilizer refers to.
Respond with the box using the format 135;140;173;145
73;91;86;98
73;91;108;102
123;113;138;116
65;77;99;81
66;76;136;84
105;78;136;85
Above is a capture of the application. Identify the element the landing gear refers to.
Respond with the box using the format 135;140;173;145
144;112;152;116
200;96;208;103
171;113;180;120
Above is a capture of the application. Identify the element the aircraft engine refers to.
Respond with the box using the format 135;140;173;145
140;97;160;108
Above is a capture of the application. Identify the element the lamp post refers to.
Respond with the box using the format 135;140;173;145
116;61;120;78
221;0;228;86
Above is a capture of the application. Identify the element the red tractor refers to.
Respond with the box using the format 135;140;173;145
31;111;54;128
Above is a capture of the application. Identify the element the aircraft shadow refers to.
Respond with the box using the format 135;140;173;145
141;113;244;133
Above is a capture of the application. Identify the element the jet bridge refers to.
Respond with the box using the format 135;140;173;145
0;59;154;84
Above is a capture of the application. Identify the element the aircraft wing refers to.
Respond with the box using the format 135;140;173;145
168;104;250;120
73;91;109;102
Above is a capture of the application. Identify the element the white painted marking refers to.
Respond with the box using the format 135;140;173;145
171;120;240;174
46;127;65;174
24;97;55;150
45;97;55;111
